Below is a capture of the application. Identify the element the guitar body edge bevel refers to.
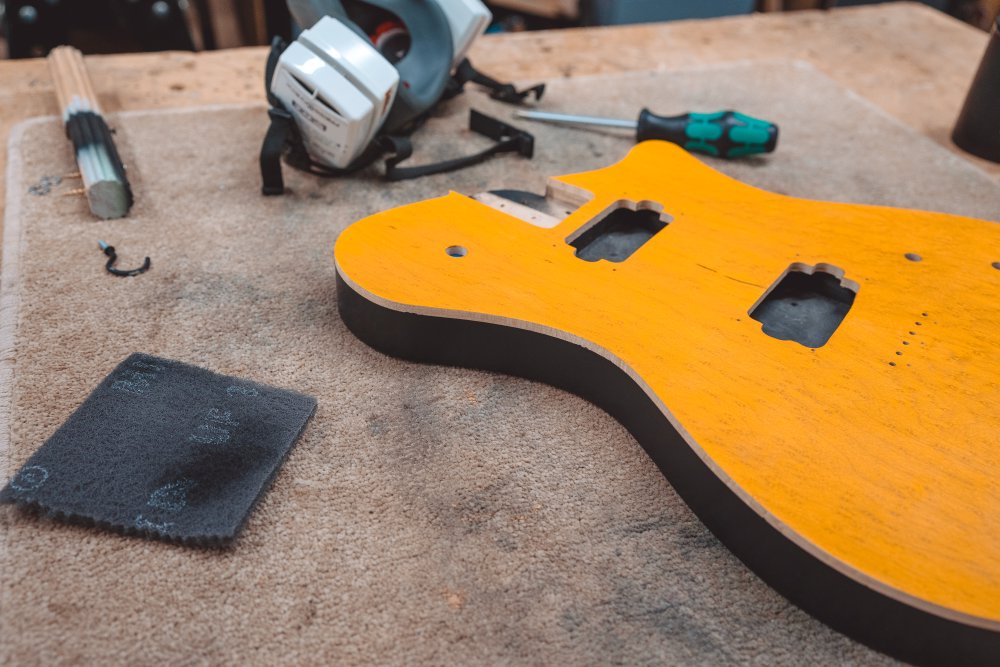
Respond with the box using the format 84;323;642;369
336;270;1000;666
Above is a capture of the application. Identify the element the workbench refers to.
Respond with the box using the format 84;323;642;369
1;5;998;664
0;3;995;225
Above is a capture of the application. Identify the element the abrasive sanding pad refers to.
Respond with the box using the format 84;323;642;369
1;353;317;546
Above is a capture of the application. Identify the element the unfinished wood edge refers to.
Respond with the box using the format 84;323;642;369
470;192;563;228
545;174;595;209
48;46;101;116
87;180;130;220
334;259;1000;634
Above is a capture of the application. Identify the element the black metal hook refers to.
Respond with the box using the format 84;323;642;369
98;240;150;277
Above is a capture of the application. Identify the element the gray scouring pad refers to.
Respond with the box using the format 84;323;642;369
1;353;317;546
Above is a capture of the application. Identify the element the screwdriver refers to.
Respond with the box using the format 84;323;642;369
513;108;779;158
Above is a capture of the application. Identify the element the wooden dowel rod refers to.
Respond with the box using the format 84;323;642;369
50;46;100;114
47;46;132;219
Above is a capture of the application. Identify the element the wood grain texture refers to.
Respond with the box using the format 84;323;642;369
0;3;996;225
335;141;1000;633
206;0;245;49
48;46;102;117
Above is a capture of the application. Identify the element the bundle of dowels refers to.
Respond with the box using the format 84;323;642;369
48;46;133;220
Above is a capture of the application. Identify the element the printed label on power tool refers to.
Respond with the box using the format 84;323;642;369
275;69;352;166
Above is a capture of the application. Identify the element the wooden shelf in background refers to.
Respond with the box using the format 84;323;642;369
490;0;580;19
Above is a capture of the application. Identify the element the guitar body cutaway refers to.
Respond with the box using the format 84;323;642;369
334;141;1000;664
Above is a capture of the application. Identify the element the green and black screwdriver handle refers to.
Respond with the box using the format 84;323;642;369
514;108;779;158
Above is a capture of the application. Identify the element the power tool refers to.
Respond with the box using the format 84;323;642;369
261;0;543;194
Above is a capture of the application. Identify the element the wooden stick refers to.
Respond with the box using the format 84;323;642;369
47;46;132;220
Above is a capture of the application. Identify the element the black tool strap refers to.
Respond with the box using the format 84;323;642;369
260;107;295;196
262;108;532;193
446;58;546;104
260;37;294;196
382;110;534;181
260;39;538;194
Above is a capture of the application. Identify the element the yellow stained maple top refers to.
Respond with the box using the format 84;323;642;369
335;141;1000;627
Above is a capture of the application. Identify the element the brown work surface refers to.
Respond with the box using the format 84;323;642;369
0;2;996;224
2;61;998;665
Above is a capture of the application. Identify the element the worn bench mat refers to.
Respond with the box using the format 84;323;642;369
2;60;998;665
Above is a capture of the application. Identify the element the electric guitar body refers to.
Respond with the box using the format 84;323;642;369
334;141;1000;664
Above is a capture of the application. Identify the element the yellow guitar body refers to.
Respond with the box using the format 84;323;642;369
334;141;1000;664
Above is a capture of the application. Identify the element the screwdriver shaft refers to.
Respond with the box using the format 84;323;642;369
514;110;637;130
